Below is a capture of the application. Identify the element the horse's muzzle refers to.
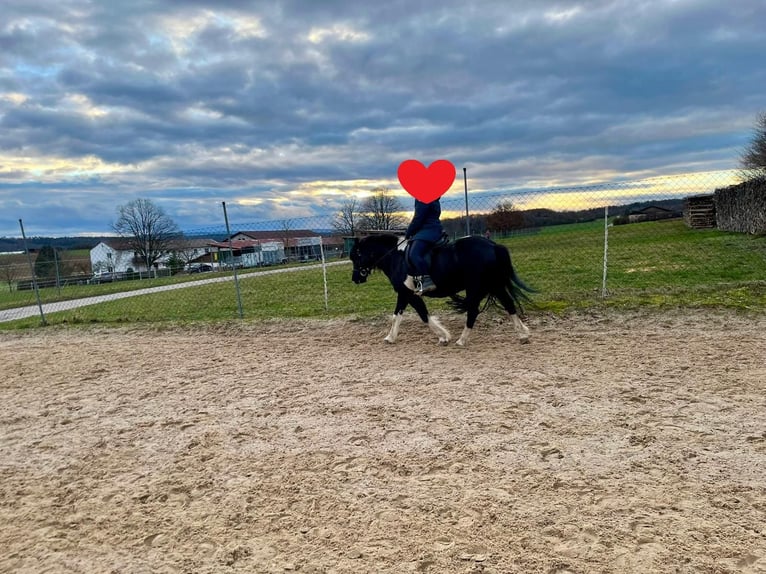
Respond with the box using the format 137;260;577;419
352;268;369;284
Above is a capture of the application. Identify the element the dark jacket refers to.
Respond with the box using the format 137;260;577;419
405;199;443;242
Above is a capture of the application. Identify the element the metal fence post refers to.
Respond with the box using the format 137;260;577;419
601;205;609;298
19;218;47;326
222;202;244;319
320;237;329;311
53;247;62;296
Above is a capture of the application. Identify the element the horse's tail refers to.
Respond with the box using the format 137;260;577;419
494;243;536;305
448;242;535;314
484;243;536;315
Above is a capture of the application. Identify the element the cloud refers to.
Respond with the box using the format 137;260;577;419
0;0;764;236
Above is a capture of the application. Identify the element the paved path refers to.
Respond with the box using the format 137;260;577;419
0;260;350;323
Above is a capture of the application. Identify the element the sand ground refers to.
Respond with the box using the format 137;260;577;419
1;309;765;573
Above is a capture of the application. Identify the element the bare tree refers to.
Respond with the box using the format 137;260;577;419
740;111;766;181
332;198;360;235
487;200;525;234
0;260;19;291
168;237;204;270
112;198;180;271
359;188;406;231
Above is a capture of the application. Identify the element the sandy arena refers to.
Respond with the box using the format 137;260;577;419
1;310;765;573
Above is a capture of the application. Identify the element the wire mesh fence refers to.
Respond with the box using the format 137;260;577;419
2;170;765;327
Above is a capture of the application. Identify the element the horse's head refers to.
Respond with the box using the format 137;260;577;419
350;234;402;284
350;237;372;284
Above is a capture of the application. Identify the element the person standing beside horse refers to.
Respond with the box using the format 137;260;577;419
403;197;443;295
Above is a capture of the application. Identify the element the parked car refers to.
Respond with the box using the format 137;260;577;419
88;272;121;284
188;264;214;274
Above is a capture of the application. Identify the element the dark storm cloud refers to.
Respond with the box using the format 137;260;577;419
1;0;764;235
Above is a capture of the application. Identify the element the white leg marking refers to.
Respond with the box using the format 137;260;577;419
428;316;451;345
456;325;472;347
384;313;403;343
512;314;530;343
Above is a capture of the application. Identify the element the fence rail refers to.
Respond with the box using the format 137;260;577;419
2;170;765;327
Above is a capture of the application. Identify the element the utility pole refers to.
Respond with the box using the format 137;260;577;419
463;167;471;236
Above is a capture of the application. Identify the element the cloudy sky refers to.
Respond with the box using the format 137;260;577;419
1;0;764;236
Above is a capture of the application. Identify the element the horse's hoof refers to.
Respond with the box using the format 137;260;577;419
456;339;466;347
438;338;449;346
384;337;395;344
519;337;530;344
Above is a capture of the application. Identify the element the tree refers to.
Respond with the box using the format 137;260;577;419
740;111;766;180
112;198;180;271
0;259;19;291
34;245;59;279
57;250;91;277
359;188;406;231
332;198;360;235
486;200;524;234
164;252;185;274
168;237;204;271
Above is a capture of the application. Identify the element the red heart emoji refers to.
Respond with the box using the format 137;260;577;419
397;159;456;204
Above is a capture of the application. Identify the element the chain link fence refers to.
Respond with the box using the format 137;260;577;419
2;170;764;327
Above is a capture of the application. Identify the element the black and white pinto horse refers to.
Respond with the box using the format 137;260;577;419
350;233;533;346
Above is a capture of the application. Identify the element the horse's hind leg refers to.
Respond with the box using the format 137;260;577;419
510;314;530;344
494;289;530;344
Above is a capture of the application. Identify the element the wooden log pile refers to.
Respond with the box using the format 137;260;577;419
683;194;716;229
715;178;766;234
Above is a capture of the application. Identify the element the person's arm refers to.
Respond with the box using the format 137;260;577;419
406;201;427;238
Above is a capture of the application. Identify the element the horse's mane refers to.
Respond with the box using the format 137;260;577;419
361;233;401;249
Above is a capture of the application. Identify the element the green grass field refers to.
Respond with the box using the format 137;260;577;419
1;219;764;329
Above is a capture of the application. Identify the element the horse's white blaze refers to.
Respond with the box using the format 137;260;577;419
512;314;530;343
428;316;450;345
384;313;403;343
456;326;472;347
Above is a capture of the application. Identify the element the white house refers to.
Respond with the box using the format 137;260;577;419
89;238;215;274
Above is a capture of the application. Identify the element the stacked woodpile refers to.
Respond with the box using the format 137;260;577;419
715;178;766;234
683;195;716;229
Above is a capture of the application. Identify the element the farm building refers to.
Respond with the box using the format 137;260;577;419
207;238;286;269
90;238;215;274
225;230;343;263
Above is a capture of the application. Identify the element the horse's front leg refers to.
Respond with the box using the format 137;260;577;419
384;291;410;343
409;295;451;345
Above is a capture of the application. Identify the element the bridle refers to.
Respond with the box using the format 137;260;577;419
355;264;371;278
